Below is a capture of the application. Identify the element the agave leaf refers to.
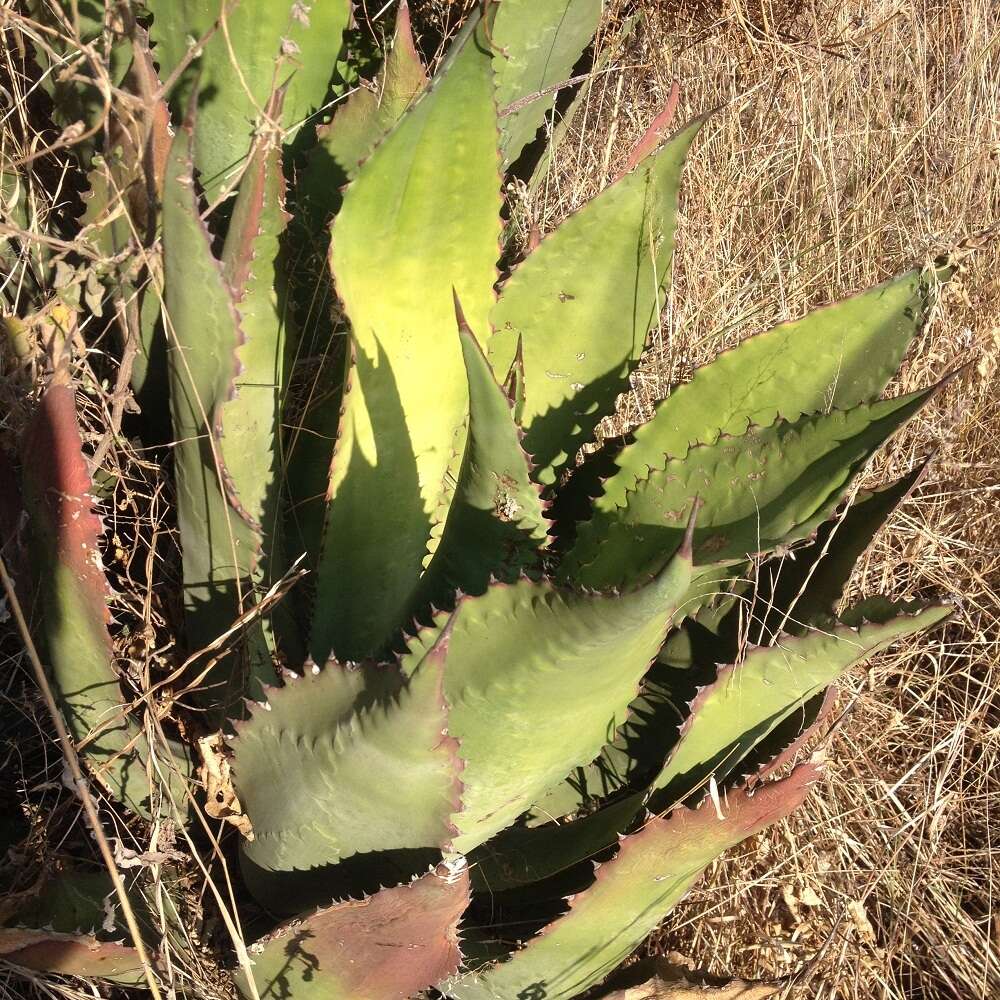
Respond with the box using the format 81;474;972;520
742;685;839;786
313;20;502;662
471;791;643;894
235;865;468;1000
302;0;427;207
0;928;144;985
415;308;549;607
402;522;694;854
745;462;929;643
233;636;461;873
21;383;190;817
162;124;276;708
602;266;949;510
146;0;351;199
567;378;950;589
219;91;299;655
525;650;713;826
0;869;145;985
445;765;818;1000
527;11;642;192
492;0;603;167
647;602;950;805
220;91;292;534
490;119;703;486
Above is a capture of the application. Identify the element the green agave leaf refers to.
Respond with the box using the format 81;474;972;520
602;266;948;511
492;0;603;167
567;378;950;590
415;306;549;607
22;383;190;818
146;0;351;199
233;639;461;873
648;602;951;805
490;119;704;486
220;91;291;538
742;685;838;786
235;865;468;1000
12;871;120;936
445;765;818;1000
302;0;427;208
162;124;276;709
745;462;929;643
219;91;299;656
313;20;502;662
525;653;709;826
526;11;642;193
402;523;695;854
471;791;643;894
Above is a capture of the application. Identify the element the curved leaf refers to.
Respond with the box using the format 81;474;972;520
235;865;469;1000
233;643;461;873
648;602;951;805
416;310;549;608
567;380;948;589
147;0;351;198
22;383;190;817
601;266;948;510
313;20;502;661
493;0;603;167
490;119;704;485
445;766;818;1000
162;124;276;709
0;928;144;985
402;526;694;854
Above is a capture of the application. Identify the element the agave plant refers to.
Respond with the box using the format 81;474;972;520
0;2;956;998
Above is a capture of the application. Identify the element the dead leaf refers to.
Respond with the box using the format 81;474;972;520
602;978;782;999
847;899;877;945
197;732;253;838
598;960;784;1000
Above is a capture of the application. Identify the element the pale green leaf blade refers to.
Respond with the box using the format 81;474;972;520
162;124;275;708
602;267;949;510
147;0;351;198
233;645;461;873
402;528;694;854
445;766;818;1000
649;603;951;804
471;791;644;894
304;0;427;196
746;462;929;642
219;100;291;553
492;0;603;166
568;380;947;590
313;22;503;661
490;119;703;485
417;313;549;606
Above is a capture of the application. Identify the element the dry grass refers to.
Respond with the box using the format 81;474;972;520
526;1;999;997
1;1;998;999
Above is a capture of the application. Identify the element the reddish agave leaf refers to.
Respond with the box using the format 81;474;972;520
22;383;191;815
0;927;144;984
448;765;818;1000
236;865;469;1000
751;686;839;785
25;382;112;635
